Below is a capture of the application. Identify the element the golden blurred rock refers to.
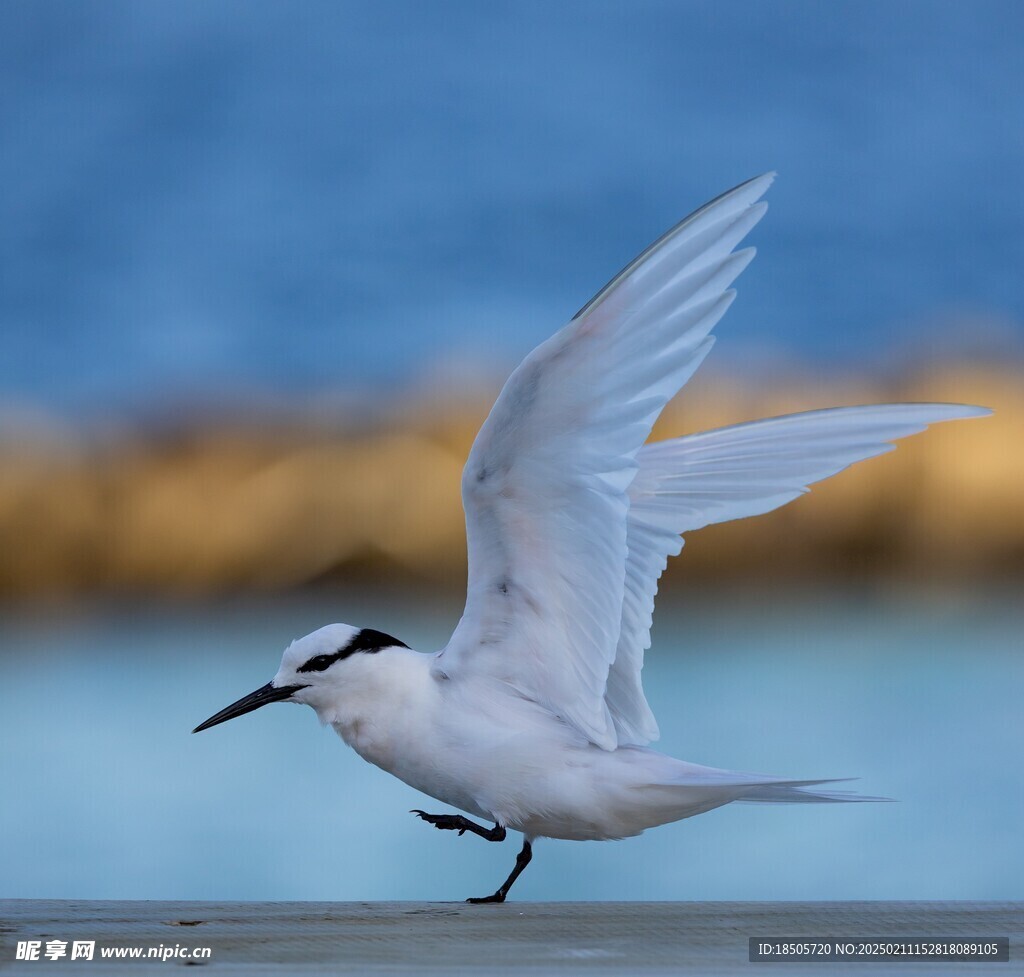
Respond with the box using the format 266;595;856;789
0;365;1016;597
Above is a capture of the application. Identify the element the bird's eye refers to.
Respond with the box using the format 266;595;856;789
299;654;337;673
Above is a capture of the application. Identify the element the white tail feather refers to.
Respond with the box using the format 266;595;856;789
737;784;894;804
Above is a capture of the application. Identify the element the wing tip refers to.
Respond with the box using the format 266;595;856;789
949;403;993;419
902;402;993;421
572;173;774;322
744;170;777;193
727;171;776;205
707;172;774;216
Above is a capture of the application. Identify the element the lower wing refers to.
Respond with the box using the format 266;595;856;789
604;402;992;745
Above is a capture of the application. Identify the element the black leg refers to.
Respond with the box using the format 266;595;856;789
467;839;533;904
411;810;506;842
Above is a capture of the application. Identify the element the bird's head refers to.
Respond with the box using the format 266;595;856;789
192;623;409;733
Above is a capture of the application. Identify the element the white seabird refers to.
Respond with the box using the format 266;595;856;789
195;174;989;902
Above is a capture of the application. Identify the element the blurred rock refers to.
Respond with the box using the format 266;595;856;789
0;365;1018;598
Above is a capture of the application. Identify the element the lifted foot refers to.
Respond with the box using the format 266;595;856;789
410;810;506;842
467;839;532;904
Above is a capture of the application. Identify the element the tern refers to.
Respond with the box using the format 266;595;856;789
195;174;988;902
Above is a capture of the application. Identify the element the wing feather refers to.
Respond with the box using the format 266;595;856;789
438;175;774;748
606;403;992;745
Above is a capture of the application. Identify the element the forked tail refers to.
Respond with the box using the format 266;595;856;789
650;758;893;805
735;782;893;804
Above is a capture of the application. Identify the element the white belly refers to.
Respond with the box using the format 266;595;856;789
331;672;739;841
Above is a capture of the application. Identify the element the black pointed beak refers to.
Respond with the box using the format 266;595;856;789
192;682;309;733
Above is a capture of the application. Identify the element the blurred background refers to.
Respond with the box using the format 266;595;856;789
1;0;1021;902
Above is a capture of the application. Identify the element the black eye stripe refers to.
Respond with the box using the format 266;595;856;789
296;628;408;673
299;654;337;673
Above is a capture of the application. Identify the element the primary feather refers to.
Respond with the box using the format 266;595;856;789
606;401;990;745
439;174;775;749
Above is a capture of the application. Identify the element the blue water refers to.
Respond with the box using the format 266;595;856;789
2;1;1023;417
1;590;1021;901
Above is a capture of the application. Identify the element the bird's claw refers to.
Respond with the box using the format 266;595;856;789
411;810;467;833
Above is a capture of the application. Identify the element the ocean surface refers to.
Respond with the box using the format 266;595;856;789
2;1;1024;419
2;589;1020;901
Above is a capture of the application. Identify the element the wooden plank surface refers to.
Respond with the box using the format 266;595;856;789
2;901;1021;975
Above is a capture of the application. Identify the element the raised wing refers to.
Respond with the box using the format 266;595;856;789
437;174;774;749
604;402;992;745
